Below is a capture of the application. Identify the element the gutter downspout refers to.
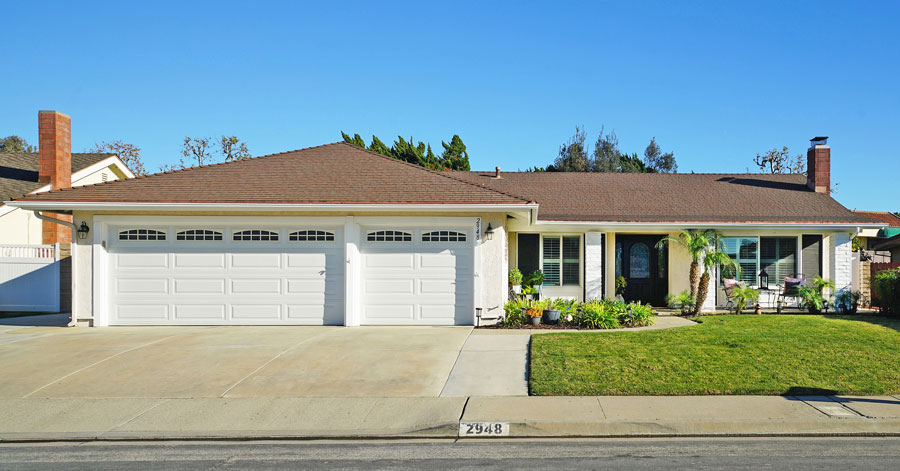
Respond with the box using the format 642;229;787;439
33;211;78;327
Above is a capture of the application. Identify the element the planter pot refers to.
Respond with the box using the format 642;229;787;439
529;316;541;326
524;294;534;300
512;284;522;294
542;309;561;325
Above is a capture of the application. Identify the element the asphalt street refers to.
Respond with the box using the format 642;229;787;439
2;437;900;470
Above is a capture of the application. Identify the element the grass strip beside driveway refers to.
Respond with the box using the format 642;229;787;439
530;315;900;396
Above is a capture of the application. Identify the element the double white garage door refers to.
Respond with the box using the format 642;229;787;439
107;220;474;326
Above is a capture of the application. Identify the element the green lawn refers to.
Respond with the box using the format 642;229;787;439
530;315;900;396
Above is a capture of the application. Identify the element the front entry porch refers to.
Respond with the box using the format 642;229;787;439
615;234;668;306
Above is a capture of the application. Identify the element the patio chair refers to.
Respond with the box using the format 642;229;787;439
722;278;740;313
777;276;805;309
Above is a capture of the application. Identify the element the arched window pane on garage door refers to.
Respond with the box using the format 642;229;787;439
176;229;223;241
366;230;412;242
118;229;166;241
290;230;335;241
422;230;466;242
233;229;279;241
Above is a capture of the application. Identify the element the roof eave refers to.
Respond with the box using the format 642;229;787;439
4;201;538;213
532;219;886;230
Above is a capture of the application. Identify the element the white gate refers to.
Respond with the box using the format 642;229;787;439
0;244;60;312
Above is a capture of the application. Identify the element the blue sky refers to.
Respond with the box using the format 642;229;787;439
2;1;898;211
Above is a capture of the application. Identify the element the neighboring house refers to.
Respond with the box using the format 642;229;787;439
848;210;899;301
6;129;882;326
872;234;900;262
1;111;134;312
851;210;900;259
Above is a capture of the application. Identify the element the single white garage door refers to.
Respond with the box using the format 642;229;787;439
108;224;344;325
360;226;474;325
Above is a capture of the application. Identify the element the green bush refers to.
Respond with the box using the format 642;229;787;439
502;299;527;326
873;268;900;314
624;302;656;327
580;300;621;329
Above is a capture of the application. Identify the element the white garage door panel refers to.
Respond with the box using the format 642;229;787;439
117;305;168;319
174;279;225;294
175;253;225;268
117;278;169;294
360;226;474;326
174;304;226;320
116;253;168;268
108;224;345;325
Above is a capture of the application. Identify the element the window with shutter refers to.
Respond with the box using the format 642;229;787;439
562;236;580;285
542;236;561;286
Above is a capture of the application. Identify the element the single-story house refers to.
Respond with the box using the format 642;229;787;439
1;111;133;313
6;124;882;326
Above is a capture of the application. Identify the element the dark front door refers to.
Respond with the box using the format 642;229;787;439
616;235;667;306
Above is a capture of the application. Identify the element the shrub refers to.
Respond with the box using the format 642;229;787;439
798;275;835;314
666;290;694;315
508;268;523;285
731;285;759;314
501;299;527;326
624;302;656;327
580;300;621;329
873;268;900;314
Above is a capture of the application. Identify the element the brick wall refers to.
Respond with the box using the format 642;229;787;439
833;232;852;295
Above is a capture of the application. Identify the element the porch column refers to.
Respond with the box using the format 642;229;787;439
832;231;852;295
585;232;603;300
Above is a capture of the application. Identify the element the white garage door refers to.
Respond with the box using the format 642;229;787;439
108;224;344;325
360;226;474;325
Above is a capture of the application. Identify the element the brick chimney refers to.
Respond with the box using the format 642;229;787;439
807;136;830;195
38;110;72;244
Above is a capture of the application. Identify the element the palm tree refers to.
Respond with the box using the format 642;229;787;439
695;248;740;314
656;229;719;303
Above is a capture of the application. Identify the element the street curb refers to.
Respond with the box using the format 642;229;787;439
4;420;900;443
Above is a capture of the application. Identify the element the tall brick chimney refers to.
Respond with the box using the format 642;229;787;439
38;110;72;244
807;136;830;195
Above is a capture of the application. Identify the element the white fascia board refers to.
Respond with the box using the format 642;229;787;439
30;156;136;196
531;220;886;231
5;201;538;213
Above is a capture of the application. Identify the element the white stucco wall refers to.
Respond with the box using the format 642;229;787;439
0;207;44;244
584;231;603;300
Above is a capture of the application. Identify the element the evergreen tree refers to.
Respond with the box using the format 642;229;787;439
644;137;677;173
553;126;591;172
0;135;36;152
440;135;471;170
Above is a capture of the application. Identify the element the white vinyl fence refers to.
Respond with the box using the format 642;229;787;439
0;244;60;312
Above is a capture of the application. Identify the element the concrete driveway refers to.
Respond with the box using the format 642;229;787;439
0;320;471;398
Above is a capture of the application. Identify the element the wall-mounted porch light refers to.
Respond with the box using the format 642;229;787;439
77;221;90;240
484;223;494;241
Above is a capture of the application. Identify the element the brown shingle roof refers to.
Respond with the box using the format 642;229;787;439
850;211;900;227
451;171;872;224
1;153;115;202
11;143;528;206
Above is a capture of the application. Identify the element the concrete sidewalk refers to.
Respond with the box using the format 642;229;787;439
3;395;900;441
